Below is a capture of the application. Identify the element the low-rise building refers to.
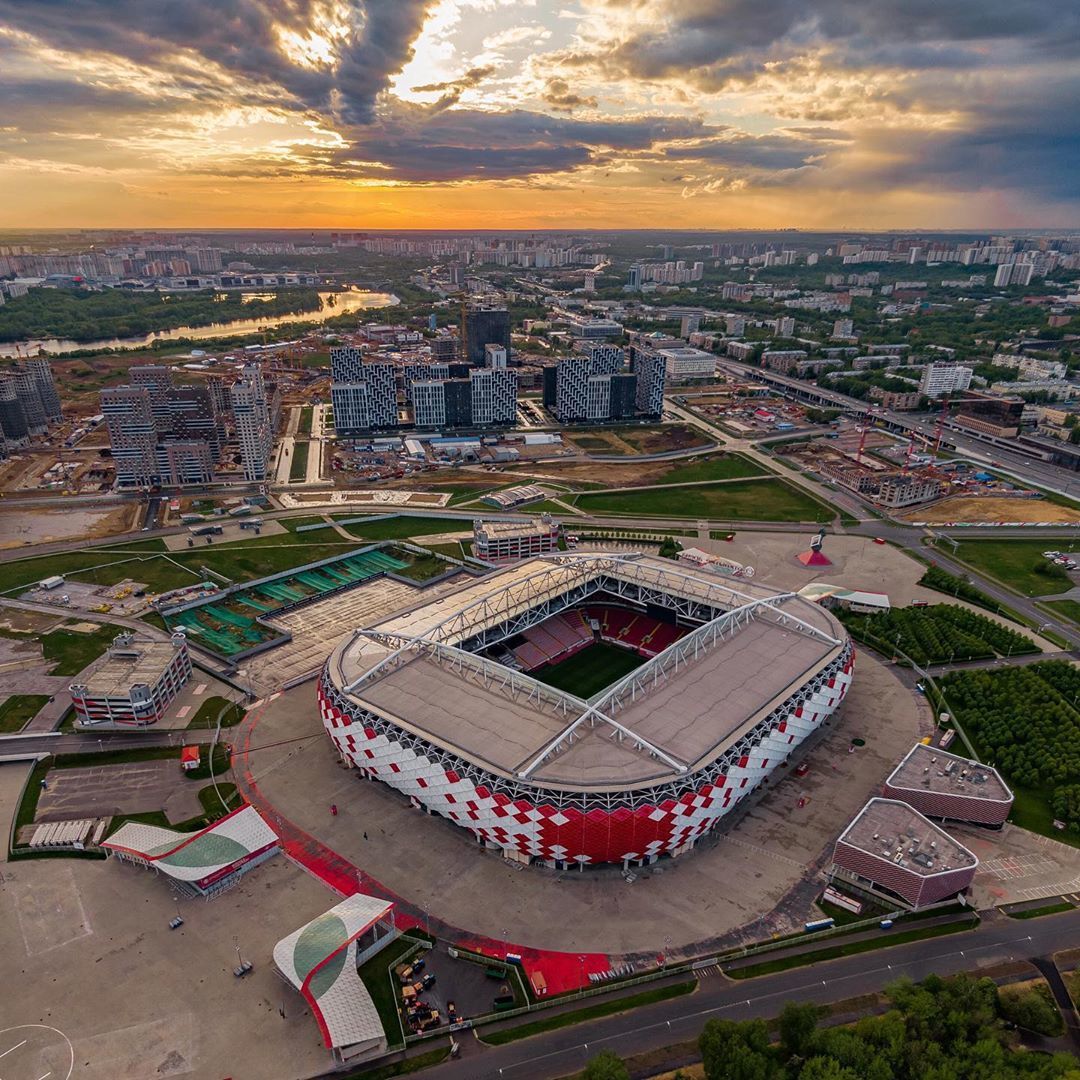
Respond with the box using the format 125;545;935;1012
830;798;978;909
883;744;1013;826
473;517;560;562
69;632;192;727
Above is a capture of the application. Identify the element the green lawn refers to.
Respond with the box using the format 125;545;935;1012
480;982;696;1046
338;515;469;541
1041;598;1080;626
533;641;644;698
952;539;1074;597
0;528;383;603
727;917;979;979
1005;901;1075;920
288;441;310;481
357;936;427;1047
0;695;49;732
573;478;835;523
41;623;123;675
392;554;451;582
297;406;313;436
654;453;767;485
185;695;245;730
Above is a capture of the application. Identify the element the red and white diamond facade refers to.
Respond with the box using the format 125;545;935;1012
320;554;853;868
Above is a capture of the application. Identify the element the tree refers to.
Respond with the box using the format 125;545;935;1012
998;987;1064;1037
779;1001;824;1062
699;1019;779;1080
581;1050;630;1080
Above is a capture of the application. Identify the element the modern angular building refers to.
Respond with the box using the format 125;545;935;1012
551;346;635;422
830;798;978;909
330;346;398;434
230;364;274;481
463;307;511;366
883;743;1013;826
101;385;159;486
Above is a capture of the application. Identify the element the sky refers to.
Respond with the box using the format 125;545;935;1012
1;0;1078;230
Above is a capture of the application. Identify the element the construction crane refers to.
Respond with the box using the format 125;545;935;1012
902;429;919;473
854;407;876;466
933;393;952;458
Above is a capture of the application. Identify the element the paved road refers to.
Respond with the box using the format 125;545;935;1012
0;726;222;760
430;909;1080;1079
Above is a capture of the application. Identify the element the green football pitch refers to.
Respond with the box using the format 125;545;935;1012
532;641;645;698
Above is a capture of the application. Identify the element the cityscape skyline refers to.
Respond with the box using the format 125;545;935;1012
1;1;1077;229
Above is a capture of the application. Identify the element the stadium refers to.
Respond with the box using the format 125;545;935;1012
319;553;854;868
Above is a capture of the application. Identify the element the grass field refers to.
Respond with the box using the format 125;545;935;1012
297;405;313;436
952;539;1074;597
533;641;644;697
41;622;123;675
479;982;696;1046
337;515;468;540
653;453;766;485
573;478;834;522
0;531;389;600
1041;598;1080;625
0;695;48;732
185;695;245;730
288;441;309;481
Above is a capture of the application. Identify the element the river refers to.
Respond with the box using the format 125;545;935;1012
0;288;398;358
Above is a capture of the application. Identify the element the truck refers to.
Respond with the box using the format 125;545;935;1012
189;524;224;537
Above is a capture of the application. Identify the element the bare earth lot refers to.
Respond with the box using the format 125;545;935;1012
902;495;1080;525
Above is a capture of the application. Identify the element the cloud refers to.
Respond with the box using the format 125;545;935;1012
541;78;597;111
0;0;438;124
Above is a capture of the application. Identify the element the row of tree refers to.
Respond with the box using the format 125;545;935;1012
0;287;323;342
580;975;1077;1080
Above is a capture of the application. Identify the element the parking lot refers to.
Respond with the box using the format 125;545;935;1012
35;759;208;825
245;649;926;959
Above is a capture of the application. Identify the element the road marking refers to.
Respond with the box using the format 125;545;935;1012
0;1040;27;1059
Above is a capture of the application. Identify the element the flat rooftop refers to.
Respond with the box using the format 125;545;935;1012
330;555;846;793
887;744;1012;803
475;519;557;541
838;798;977;875
74;639;182;697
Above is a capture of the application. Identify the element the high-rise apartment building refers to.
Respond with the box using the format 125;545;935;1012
631;348;666;418
23;358;62;422
101;386;159;487
919;362;974;398
230;364;273;481
469;368;517;425
551;345;634;422
330;346;398;435
130;365;174;429
463;307;511;366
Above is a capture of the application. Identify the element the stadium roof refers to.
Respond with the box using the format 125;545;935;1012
330;554;846;793
885;744;1012;803
273;893;394;1051
101;805;278;883
838;799;977;876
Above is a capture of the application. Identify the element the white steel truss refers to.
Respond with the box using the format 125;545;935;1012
341;565;840;782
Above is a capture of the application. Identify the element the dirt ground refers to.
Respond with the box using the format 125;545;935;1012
901;495;1080;525
563;424;712;456
0;504;141;549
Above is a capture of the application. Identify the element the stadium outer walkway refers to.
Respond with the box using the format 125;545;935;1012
233;696;614;995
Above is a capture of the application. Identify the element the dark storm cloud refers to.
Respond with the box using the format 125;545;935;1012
583;0;1080;86
0;0;436;124
319;108;709;181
